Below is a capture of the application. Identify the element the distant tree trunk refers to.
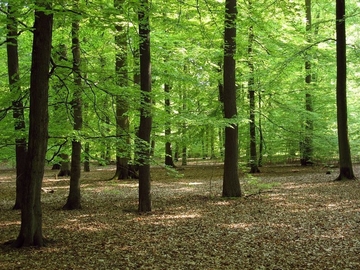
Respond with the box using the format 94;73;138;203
335;0;355;180
113;0;131;180
218;73;225;160
301;0;314;166
222;0;241;197
13;3;53;247
64;3;82;209
6;3;27;210
210;127;215;159
258;90;263;167
138;0;152;212
247;18;260;173
58;153;71;176
181;85;187;166
84;142;90;172
164;83;175;167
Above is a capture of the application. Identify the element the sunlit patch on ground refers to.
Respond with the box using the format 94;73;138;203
1;164;360;269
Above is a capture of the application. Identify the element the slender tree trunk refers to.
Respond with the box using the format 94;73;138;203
335;0;355;180
138;0;152;212
164;83;175;167
6;3;27;210
181;84;187;166
64;2;82;209
301;0;314;166
113;0;131;180
84;142;90;172
222;0;241;197
13;3;53;247
258;90;263;167
247;19;260;173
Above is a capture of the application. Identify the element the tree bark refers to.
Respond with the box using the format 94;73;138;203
57;153;71;177
247;18;260;173
335;0;355;180
6;3;27;210
222;0;241;197
64;2;82;209
164;83;175;167
301;0;314;166
84;142;90;172
13;2;53;247
113;0;131;180
138;0;152;212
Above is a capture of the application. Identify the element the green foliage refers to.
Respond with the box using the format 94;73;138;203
1;0;360;165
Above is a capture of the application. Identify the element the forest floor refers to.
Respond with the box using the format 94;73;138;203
1;160;360;270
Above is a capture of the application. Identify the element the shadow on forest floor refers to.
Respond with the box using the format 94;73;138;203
0;162;360;269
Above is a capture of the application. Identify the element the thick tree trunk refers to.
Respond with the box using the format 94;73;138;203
335;0;355;180
138;0;152;212
64;4;82;209
6;4;27;210
222;0;241;197
13;3;53;247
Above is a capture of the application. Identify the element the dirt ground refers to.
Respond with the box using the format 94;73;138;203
1;161;360;269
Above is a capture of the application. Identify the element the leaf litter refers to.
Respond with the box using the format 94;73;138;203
0;162;360;269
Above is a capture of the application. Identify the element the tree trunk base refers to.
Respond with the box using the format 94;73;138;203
249;166;260;173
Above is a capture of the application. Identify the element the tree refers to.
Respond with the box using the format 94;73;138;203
301;0;314;166
113;0;131;180
335;0;355;180
12;1;53;247
222;0;241;197
138;0;152;212
6;2;27;210
247;1;260;173
63;0;83;209
164;83;175;167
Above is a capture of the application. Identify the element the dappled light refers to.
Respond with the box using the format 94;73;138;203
1;164;360;269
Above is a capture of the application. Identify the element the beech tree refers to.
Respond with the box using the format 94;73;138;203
335;0;355;180
113;0;131;180
6;2;27;210
301;0;314;166
164;83;175;167
247;0;260;173
138;0;152;212
12;1;53;247
222;0;241;197
63;0;82;209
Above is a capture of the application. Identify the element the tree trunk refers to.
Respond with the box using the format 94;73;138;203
13;3;53;247
181;85;187;166
58;153;71;177
164;83;175;167
64;3;82;209
138;0;152;212
84;142;90;172
222;0;241;197
258;90;263;167
301;0;314;166
247;19;260;173
335;0;355;180
6;3;27;210
112;0;131;180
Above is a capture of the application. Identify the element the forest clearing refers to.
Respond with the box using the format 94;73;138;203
1;162;359;270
